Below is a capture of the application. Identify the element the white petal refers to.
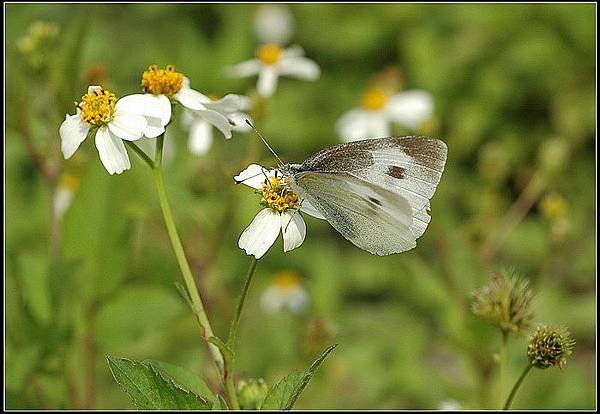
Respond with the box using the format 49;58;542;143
237;95;252;111
278;56;320;80
387;90;434;130
53;187;74;220
281;211;306;252
108;112;147;141
229;112;253;132
257;67;279;97
116;94;172;126
282;45;305;59
143;116;167;138
135;136;157;159
197;109;233;139
225;59;262;78
366;113;391;137
238;209;281;259
59;113;89;159
174;87;211;111
260;286;286;314
234;164;275;188
94;126;131;175
300;199;326;220
203;94;242;113
335;108;372;142
87;85;102;94
286;288;310;313
188;120;213;156
254;4;294;45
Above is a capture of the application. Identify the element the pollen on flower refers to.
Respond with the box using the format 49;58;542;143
78;87;116;126
141;64;184;96
361;87;389;111
260;176;300;212
257;43;283;65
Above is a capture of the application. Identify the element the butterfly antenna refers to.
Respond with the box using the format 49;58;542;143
245;119;284;166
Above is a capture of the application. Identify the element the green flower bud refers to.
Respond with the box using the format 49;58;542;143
471;271;534;335
237;378;269;410
527;326;575;369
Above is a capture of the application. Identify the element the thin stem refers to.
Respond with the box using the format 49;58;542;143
228;257;259;349
498;330;509;409
125;141;155;169
503;363;533;410
223;257;259;410
152;134;224;373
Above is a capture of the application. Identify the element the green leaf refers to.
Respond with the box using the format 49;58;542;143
211;395;229;410
261;344;338;410
107;356;211;410
144;359;214;402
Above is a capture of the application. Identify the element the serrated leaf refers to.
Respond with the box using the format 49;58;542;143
107;356;211;410
211;394;229;410
261;344;338;410
144;359;214;402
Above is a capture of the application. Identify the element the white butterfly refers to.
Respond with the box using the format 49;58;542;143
282;136;448;255
237;136;447;256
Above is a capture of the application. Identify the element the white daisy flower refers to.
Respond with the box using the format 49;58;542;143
253;4;295;45
235;164;325;259
59;86;147;175
183;94;253;156
226;44;320;98
116;65;235;140
260;271;310;314
336;87;434;142
53;171;80;220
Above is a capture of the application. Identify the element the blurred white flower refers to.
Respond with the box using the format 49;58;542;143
226;44;320;97
235;164;324;259
336;87;433;142
59;86;147;175
53;171;80;220
438;400;462;411
254;4;295;45
261;270;310;314
183;94;253;156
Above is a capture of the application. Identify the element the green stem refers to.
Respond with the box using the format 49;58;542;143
152;134;224;373
503;363;533;410
125;141;155;169
498;330;508;408
224;257;259;410
228;257;259;349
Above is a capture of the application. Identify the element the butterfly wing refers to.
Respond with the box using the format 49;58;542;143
299;136;447;240
293;171;416;255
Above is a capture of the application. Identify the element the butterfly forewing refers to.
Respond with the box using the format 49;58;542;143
297;136;447;241
294;171;417;255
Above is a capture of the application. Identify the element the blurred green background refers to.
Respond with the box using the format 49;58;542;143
5;3;596;410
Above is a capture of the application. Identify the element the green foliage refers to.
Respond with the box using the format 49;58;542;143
5;3;595;410
261;344;338;410
107;356;212;410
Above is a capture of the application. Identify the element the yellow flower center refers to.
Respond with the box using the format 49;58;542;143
257;44;283;65
273;271;302;291
260;176;300;212
78;87;116;126
58;172;80;191
361;87;389;111
540;193;567;220
141;64;184;96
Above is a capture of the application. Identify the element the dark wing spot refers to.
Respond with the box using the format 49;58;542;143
368;197;382;206
386;165;405;179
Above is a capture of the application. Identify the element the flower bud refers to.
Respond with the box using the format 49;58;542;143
237;378;269;410
527;326;575;369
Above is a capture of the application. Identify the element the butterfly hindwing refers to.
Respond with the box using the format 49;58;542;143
293;171;416;255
